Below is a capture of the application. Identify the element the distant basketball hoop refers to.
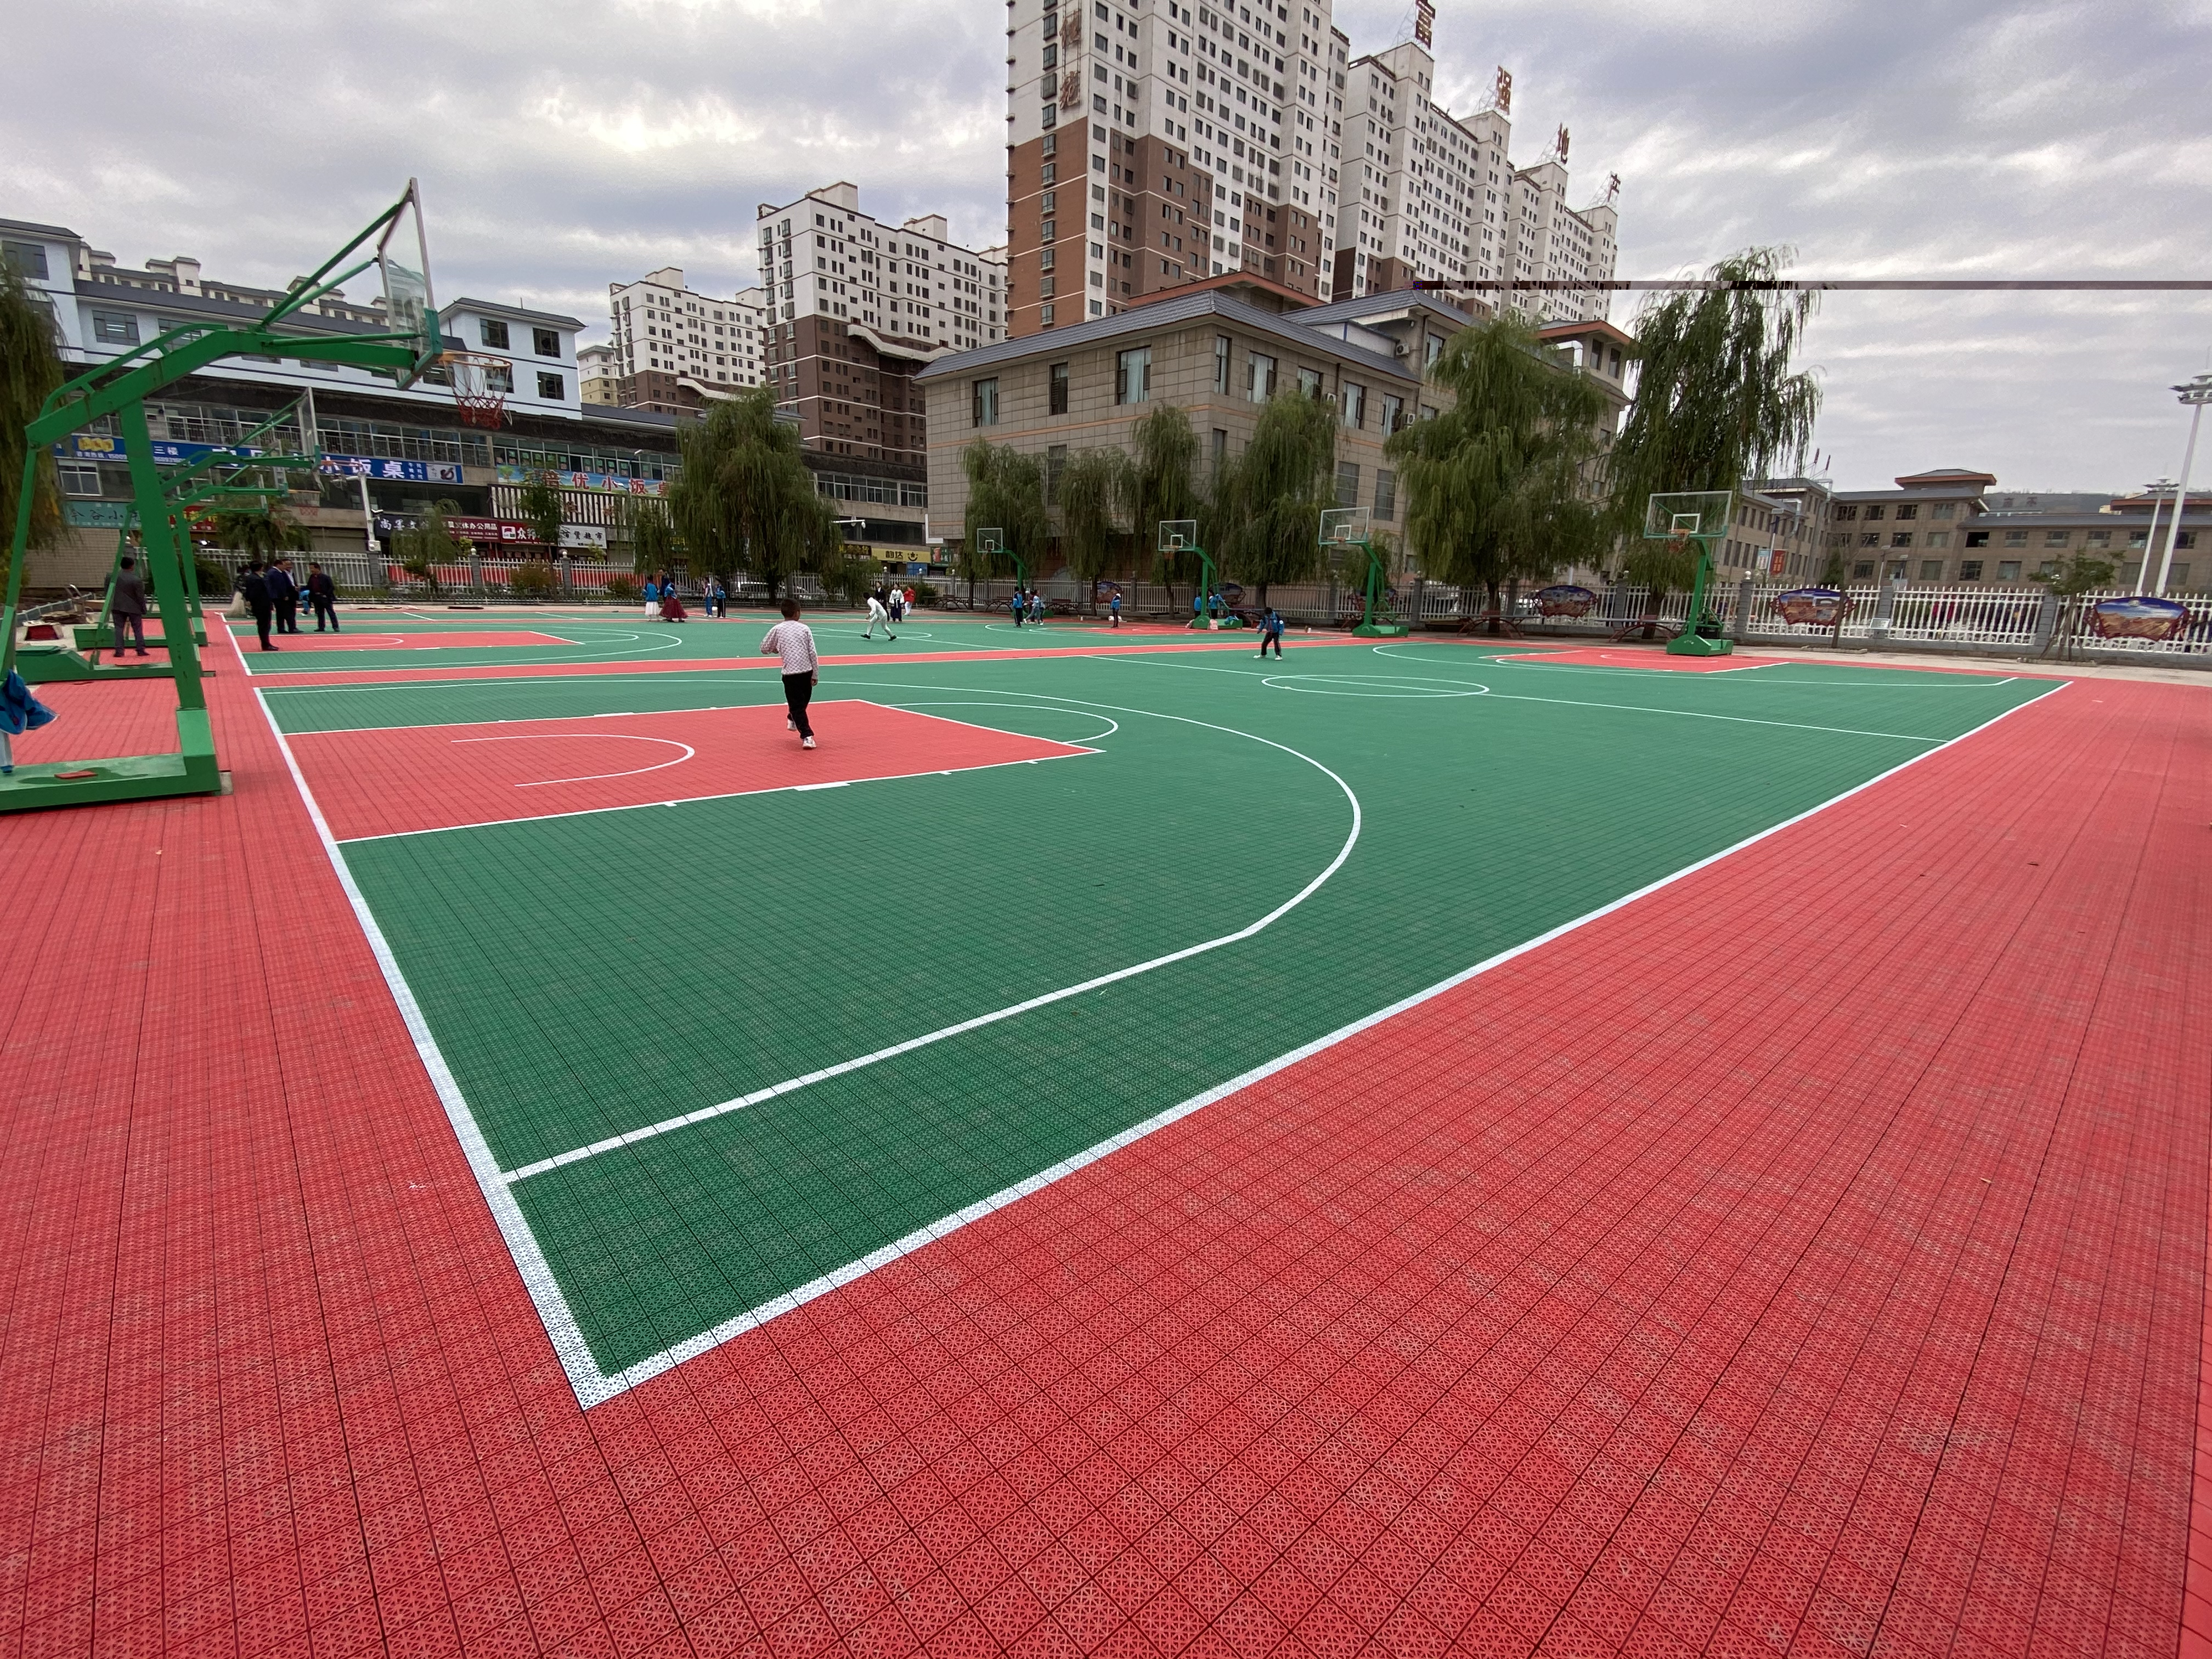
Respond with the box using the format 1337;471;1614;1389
436;351;510;429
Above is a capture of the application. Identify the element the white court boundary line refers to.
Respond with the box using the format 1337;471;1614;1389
1373;641;2030;689
315;698;1101;843
240;625;685;676
252;641;2063;1408
1109;653;1957;743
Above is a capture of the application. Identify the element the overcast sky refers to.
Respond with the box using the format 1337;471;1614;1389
6;0;2208;490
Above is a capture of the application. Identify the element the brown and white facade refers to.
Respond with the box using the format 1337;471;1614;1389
1003;0;1341;336
917;282;1631;578
1327;38;1617;321
605;268;768;414
753;183;1006;465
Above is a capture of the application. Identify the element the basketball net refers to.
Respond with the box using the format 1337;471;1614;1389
437;351;509;430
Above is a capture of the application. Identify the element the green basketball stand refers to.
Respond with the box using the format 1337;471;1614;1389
1;180;441;812
1320;507;1407;637
1159;521;1240;629
1645;491;1735;657
974;527;1026;607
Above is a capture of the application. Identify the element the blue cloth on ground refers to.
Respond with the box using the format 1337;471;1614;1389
2;669;58;735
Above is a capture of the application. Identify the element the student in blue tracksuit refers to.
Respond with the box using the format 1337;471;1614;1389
1257;608;1286;658
1109;592;1122;629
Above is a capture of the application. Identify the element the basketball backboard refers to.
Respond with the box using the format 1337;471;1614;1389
1643;490;1734;541
975;528;1004;555
1158;518;1198;552
1319;507;1371;547
376;179;441;388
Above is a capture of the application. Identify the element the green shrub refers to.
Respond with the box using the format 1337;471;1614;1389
604;574;641;603
509;561;560;601
193;556;233;596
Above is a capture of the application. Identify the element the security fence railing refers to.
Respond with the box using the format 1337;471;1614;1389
180;552;2212;659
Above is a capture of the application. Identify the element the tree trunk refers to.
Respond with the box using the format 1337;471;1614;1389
1255;580;1269;612
1484;579;1503;635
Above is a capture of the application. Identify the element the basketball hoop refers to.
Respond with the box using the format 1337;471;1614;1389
435;351;510;429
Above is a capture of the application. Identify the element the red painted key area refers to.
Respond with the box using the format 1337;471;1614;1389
283;701;1094;840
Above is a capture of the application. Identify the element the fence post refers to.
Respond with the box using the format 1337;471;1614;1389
1732;576;1754;642
468;551;483;599
2031;590;2059;652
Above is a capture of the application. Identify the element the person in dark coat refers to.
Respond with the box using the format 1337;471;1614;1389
109;555;151;657
267;556;301;634
304;562;339;632
240;560;276;651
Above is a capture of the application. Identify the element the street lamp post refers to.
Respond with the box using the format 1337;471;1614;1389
2153;374;2212;595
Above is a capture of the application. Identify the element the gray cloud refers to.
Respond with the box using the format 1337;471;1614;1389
6;0;2208;490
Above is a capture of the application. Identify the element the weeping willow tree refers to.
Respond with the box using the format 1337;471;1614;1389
1214;392;1336;609
960;437;1050;604
205;504;313;563
392;500;466;595
618;494;678;575
1609;246;1821;599
1117;405;1204;605
1387;312;1613;623
1;259;65;590
1057;449;1124;612
669;388;842;600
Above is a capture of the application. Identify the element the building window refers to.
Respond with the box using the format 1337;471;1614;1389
1340;381;1366;428
1852;560;1875;579
534;328;560;357
2172;563;2192;586
1373;468;1396;520
1964;530;1989;548
57;462;101;497
1046;444;1068;504
2035;560;2058;578
1931;501;1955;520
1890;532;1912;548
2;240;48;280
1211;428;1228;473
2178;532;2199;550
1958;560;1984;582
1925;532;1949;549
1996;561;2022;582
1918;560;1944;580
1863;505;1884;521
91;312;139;346
1895;504;1917;521
1835;504;1858;522
972;377;1000;426
2002;529;2028;547
1335;461;1360;508
481;318;511;349
1381;393;1405;432
1215;335;1232;393
1115;347;1152;403
2043;529;2069;547
487;363;514;393
1245;351;1276;400
2085;530;2111;548
1858;533;1878;548
537;372;565;400
1049;362;1069;414
1296;367;1323;399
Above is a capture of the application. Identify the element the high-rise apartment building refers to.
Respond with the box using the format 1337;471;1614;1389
606;268;768;413
754;183;1007;461
1002;0;1340;336
1326;38;1616;322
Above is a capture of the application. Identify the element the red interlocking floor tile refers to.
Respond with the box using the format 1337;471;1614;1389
0;645;2205;1658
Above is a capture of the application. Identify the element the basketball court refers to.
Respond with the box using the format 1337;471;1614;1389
7;194;2212;1659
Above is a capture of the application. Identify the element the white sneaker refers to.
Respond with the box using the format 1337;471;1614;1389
802;736;816;749
787;719;795;731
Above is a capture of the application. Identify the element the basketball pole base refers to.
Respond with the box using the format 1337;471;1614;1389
1665;632;1734;656
1352;622;1409;637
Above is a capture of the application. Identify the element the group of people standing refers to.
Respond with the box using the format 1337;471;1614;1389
1007;589;1049;627
640;573;733;620
863;583;915;640
236;556;337;651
